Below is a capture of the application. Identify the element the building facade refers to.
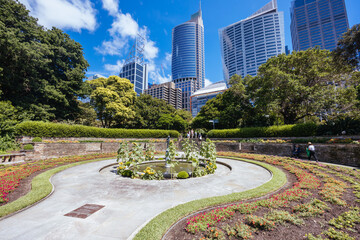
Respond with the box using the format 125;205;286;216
190;81;227;117
290;0;349;51
119;62;148;96
172;7;205;111
144;82;182;109
219;0;285;82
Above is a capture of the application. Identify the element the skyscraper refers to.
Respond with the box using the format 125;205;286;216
219;0;285;82
172;5;205;111
290;0;349;51
119;34;148;96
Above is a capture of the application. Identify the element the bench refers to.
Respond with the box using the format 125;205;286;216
240;149;255;153
0;153;26;163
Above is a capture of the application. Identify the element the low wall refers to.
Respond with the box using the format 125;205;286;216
24;142;168;161
215;142;360;167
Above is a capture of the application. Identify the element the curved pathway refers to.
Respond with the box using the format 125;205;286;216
0;158;272;240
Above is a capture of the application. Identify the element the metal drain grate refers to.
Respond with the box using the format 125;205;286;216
64;204;104;219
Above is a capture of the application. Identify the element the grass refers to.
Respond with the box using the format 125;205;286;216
133;156;287;240
0;157;114;218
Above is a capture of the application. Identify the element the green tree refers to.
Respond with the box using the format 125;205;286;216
248;49;358;124
89;76;136;128
0;101;17;137
0;0;89;120
333;24;360;69
128;94;174;129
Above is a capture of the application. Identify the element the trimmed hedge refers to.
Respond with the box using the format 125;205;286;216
208;123;317;138
15;121;180;138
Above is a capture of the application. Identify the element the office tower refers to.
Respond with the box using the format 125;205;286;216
290;0;349;51
119;34;148;96
172;5;205;111
144;82;182;109
219;0;285;82
190;81;227;117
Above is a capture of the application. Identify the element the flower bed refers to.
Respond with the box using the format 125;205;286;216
166;152;360;239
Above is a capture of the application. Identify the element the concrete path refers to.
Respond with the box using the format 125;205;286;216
0;158;272;240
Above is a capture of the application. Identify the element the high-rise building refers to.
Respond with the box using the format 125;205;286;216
119;34;148;96
290;0;349;51
190;81;227;117
172;5;205;111
144;82;182;109
219;0;285;82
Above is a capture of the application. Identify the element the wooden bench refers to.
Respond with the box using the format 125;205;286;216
0;153;26;163
240;149;255;154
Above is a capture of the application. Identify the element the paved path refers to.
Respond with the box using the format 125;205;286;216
0;158;272;240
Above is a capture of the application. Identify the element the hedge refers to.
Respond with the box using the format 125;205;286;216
15;121;180;138
207;123;318;138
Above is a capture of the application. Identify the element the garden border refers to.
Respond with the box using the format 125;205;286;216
0;157;115;219
132;156;287;240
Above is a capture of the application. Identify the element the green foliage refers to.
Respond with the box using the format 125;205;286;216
0;0;89;120
248;48;358;124
264;210;304;226
0;101;18;137
329;207;360;230
208;123;317;138
128;94;191;130
334;24;360;69
0;135;19;152
224;222;253;239
31;137;42;142
305;233;326;240
15;121;180;138
141;167;164;180
292;199;329;217
23;144;34;150
323;227;355;240
245;215;275;231
89;76;136;128
317;116;360;135
177;171;189;179
204;227;226;240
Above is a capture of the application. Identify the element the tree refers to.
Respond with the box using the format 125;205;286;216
0;0;89;120
89;76;136;128
192;75;255;129
248;49;358;124
334;24;360;69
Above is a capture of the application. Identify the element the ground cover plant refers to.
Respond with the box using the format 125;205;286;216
166;152;360;239
0;153;116;205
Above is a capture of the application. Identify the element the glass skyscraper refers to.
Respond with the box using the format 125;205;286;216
172;7;205;111
219;0;285;82
119;62;148;96
290;0;349;51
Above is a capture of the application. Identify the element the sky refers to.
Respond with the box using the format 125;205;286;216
19;0;360;86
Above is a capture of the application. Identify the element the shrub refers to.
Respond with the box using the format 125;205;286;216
15;121;180;138
177;171;189;179
31;137;42;142
208;123;317;138
23;144;34;151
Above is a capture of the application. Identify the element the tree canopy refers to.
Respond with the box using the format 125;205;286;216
0;0;89;120
248;48;358;124
334;24;360;69
88;76;136;128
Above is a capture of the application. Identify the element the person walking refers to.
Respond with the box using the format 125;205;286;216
307;142;318;162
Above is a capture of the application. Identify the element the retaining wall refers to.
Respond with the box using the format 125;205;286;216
215;142;360;167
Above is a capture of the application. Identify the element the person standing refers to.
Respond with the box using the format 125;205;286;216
307;142;318;162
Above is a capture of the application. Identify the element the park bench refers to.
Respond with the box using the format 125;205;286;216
0;153;26;163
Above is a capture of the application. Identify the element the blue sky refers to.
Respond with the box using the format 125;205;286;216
19;0;360;86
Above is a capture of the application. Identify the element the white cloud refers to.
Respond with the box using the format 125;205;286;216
102;0;119;16
104;60;125;74
109;13;139;38
205;78;212;87
19;0;97;32
144;40;158;60
94;37;129;56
